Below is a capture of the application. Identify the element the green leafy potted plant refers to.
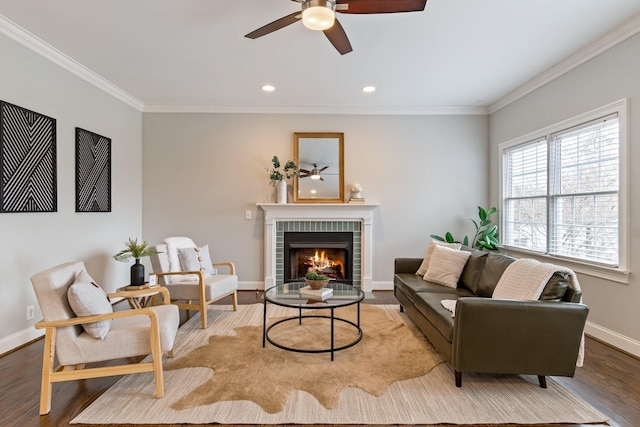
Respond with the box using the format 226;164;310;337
431;206;499;250
305;270;330;290
113;238;159;286
268;155;298;204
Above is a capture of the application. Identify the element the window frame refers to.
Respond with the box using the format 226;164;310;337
498;99;629;283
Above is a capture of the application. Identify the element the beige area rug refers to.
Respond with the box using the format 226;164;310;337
72;304;608;425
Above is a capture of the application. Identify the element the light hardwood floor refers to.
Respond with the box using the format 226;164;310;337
1;291;638;427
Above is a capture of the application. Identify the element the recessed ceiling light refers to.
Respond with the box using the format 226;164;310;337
362;86;376;93
262;84;275;92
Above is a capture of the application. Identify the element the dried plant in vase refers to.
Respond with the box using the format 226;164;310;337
113;238;159;286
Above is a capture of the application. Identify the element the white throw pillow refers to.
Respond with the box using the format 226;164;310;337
178;244;215;275
67;271;112;340
415;240;462;276
164;237;197;284
424;245;471;288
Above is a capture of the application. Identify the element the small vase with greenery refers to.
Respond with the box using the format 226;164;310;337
305;270;330;289
268;155;297;203
113;238;159;286
268;155;298;182
431;206;499;250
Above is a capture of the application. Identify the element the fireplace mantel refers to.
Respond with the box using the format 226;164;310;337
257;203;378;291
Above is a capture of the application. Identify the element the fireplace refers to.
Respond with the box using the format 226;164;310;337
258;203;377;291
284;232;353;284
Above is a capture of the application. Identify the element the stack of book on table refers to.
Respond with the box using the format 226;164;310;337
300;285;333;301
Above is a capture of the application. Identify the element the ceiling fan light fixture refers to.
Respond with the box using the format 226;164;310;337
310;167;321;179
302;0;336;31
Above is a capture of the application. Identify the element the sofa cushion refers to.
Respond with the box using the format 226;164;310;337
424;245;471;288
415;240;462;276
459;250;489;293
475;252;516;297
394;274;461;302
539;271;570;301
414;292;472;343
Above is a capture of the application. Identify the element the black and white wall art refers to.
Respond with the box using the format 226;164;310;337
0;101;57;213
75;127;111;212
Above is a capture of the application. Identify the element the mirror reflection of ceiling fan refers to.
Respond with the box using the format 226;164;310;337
245;0;428;55
300;163;329;180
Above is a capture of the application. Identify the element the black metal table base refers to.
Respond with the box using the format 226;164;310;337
263;304;362;361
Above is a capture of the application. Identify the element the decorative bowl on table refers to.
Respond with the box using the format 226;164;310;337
305;278;330;290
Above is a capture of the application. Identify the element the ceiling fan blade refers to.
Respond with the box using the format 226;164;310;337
319;166;329;172
323;18;352;55
336;0;427;14
300;169;311;174
245;12;301;39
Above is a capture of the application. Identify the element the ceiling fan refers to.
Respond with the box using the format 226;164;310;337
300;163;329;180
245;0;428;55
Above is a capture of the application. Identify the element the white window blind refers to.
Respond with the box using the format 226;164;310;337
502;113;620;267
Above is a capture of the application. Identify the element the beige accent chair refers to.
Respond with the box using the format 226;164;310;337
30;261;180;415
149;237;238;329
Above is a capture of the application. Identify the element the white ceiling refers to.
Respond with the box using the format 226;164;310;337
1;0;640;114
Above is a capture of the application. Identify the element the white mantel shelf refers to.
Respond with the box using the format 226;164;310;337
257;203;379;291
257;203;378;222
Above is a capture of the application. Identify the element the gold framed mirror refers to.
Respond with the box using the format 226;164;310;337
293;132;344;203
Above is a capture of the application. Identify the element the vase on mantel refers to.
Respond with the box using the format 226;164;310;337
276;179;287;204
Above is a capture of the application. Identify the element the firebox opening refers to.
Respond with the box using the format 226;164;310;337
284;232;353;284
289;244;347;281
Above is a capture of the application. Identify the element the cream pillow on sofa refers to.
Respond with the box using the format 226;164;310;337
415;240;462;276
424;245;471;288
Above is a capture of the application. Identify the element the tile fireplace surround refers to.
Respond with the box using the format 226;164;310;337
257;203;378;291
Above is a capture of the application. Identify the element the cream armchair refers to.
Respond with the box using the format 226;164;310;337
149;237;238;329
30;261;179;415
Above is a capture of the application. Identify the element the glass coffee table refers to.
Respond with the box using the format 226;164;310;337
263;281;364;360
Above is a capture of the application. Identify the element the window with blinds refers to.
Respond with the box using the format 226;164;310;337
502;113;621;267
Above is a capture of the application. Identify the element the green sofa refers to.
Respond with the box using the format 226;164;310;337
394;250;589;387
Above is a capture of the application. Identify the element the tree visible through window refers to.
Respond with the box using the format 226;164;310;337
502;113;620;267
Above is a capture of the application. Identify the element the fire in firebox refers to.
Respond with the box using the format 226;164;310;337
292;248;346;281
305;250;343;279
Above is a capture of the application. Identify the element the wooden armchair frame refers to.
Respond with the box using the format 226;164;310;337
35;287;173;415
153;262;238;329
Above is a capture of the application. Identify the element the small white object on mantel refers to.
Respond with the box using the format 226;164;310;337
257;202;379;292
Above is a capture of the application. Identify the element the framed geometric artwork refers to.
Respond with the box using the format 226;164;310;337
75;127;111;212
0;101;57;213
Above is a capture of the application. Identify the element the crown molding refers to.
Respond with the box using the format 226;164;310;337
0;14;144;112
489;13;640;114
142;104;489;116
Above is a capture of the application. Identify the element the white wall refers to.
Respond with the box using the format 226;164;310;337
142;113;489;289
0;34;142;353
489;32;640;351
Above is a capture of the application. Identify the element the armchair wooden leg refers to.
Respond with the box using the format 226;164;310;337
231;290;238;311
538;375;547;388
40;328;56;415
200;300;208;329
150;324;164;398
455;370;462;387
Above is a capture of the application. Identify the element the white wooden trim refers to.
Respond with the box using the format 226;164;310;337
0;326;44;356
489;15;640;113
0;14;144;111
585;321;640;358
